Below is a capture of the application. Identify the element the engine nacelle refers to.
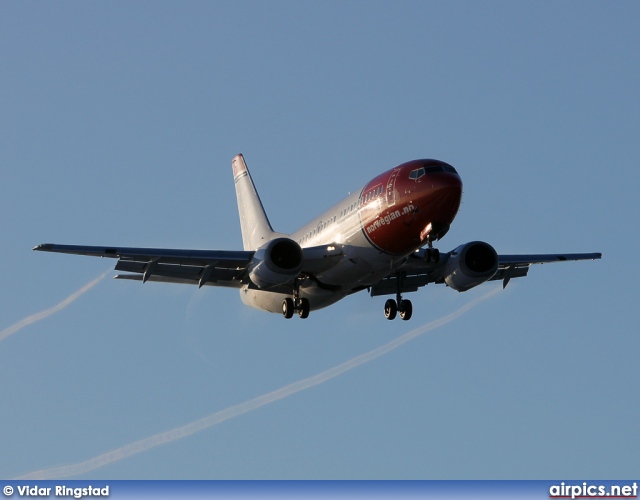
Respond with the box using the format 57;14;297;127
444;241;499;292
248;238;304;288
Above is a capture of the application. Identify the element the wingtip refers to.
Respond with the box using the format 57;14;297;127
33;243;53;251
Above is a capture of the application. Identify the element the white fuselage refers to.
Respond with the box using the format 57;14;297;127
239;190;398;313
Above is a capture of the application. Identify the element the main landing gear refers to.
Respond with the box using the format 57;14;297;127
384;272;413;321
384;297;412;321
383;243;439;320
282;277;310;319
282;297;310;319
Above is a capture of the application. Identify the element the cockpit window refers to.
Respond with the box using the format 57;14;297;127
409;167;425;180
423;162;458;175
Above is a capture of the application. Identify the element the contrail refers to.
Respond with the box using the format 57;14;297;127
17;286;501;479
0;271;109;342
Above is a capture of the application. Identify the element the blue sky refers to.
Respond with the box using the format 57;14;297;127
1;1;638;479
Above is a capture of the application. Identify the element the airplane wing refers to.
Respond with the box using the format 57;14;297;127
32;242;344;289
33;243;254;288
370;248;602;297
492;252;602;288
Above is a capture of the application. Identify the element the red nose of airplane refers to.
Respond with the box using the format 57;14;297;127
398;160;463;245
423;172;463;219
360;159;464;255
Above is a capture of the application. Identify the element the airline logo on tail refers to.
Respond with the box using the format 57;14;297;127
232;153;248;181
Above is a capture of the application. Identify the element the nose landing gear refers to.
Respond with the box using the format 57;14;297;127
425;247;440;263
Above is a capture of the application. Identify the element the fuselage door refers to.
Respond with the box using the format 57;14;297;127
386;168;401;207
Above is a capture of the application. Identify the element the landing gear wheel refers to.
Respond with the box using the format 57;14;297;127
384;299;397;320
298;298;310;319
282;298;294;319
399;299;413;321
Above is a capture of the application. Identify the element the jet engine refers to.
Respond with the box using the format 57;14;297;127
444;241;499;292
248;238;304;288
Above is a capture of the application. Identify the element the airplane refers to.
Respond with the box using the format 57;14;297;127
34;154;601;320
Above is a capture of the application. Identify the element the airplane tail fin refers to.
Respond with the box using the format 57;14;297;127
232;154;282;250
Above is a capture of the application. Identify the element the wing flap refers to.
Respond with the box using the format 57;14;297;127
491;266;529;280
370;274;428;297
113;273;243;287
